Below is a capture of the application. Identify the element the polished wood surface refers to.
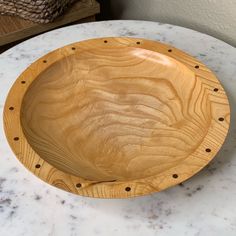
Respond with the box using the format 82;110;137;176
4;37;230;198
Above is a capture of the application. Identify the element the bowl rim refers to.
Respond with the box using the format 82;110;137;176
3;37;230;198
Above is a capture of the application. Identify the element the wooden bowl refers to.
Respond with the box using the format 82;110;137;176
3;37;230;198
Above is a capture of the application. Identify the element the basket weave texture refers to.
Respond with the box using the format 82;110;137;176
0;0;77;23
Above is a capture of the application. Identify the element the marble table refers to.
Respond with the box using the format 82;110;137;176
0;20;236;236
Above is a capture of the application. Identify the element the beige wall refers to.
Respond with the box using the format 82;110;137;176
110;0;236;47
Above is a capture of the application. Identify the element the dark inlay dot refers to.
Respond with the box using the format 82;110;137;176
136;41;140;44
125;187;131;192
43;60;47;63
172;174;178;179
214;88;219;92
21;81;26;84
104;40;108;43
195;65;199;69
76;183;82;188
218;117;224;121
168;49;172;52
35;164;41;168
9;107;14;110
71;47;76;50
205;148;211;152
14;137;19;141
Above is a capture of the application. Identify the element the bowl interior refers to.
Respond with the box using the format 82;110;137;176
21;46;210;182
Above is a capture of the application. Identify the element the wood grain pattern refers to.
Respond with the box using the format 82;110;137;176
0;0;100;46
3;37;230;198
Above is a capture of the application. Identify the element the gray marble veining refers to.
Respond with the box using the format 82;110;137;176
0;20;236;236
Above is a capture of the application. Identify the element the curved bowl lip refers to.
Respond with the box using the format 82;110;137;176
3;37;230;198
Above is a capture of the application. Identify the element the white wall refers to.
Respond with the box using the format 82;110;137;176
110;0;236;47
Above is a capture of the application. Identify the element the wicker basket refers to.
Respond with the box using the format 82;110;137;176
0;0;77;23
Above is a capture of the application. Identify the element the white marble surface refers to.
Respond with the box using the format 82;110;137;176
0;20;236;236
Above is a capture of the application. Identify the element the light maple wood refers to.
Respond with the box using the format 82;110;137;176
3;37;230;198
